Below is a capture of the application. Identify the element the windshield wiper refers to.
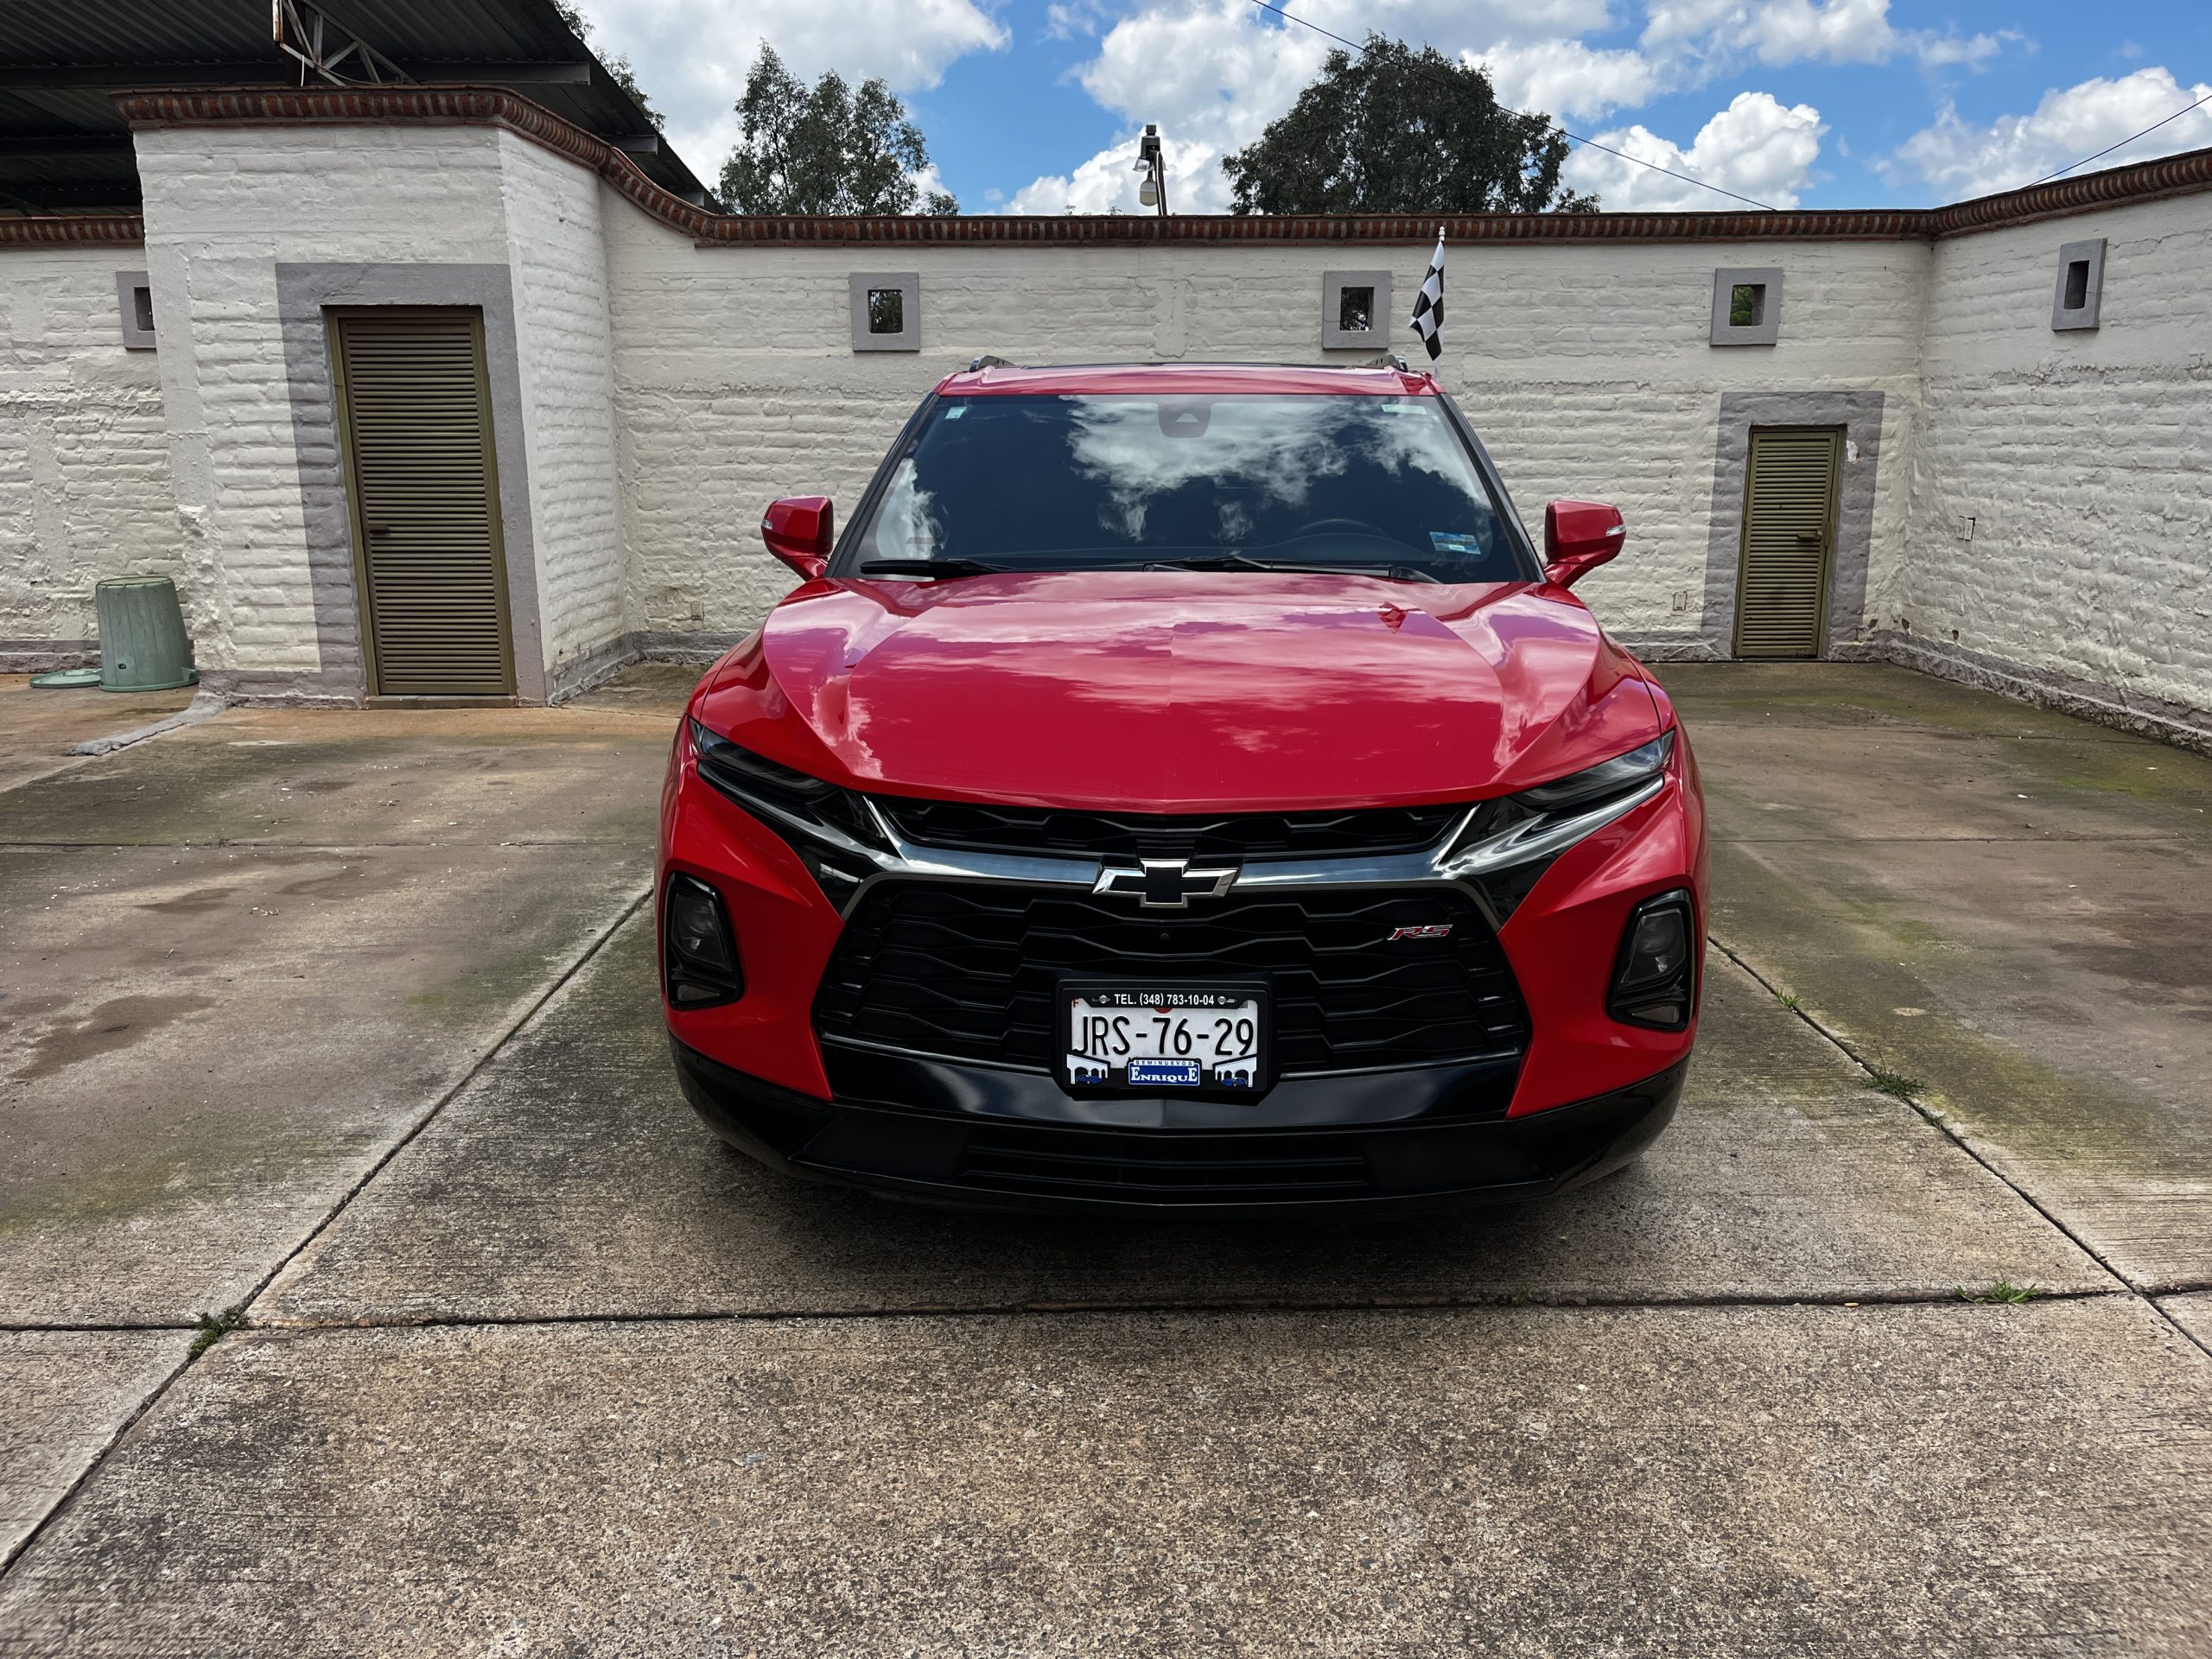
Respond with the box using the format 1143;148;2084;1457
858;558;1007;579
1148;554;1439;582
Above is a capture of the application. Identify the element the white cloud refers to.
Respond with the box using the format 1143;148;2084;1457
910;161;957;209
565;0;1007;187
1002;0;2015;219
1044;0;1113;41
1643;0;1883;63
1073;0;1332;154
1562;90;1825;210
1001;0;1618;215
1640;0;1999;73
1471;1;1998;132
1003;0;1319;215
1910;29;2008;71
1467;37;1662;124
1007;132;1227;214
1881;67;2212;199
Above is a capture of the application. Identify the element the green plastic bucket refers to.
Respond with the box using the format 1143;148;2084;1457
96;575;198;692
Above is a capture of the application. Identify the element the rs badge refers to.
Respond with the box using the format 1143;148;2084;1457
1388;924;1454;941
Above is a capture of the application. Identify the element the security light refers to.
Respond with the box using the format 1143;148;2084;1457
1134;123;1168;216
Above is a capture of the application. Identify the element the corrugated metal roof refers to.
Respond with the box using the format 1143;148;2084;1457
0;0;708;213
1;0;595;73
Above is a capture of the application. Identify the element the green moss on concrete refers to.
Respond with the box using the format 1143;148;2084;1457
0;728;666;848
1998;735;2212;810
1686;660;2212;1281
0;1109;360;1236
1658;662;2098;739
399;883;645;1031
1714;847;2210;1191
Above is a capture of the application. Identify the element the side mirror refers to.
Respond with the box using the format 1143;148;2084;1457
1542;499;1625;588
762;496;834;581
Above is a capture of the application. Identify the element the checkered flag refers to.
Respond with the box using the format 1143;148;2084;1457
1408;228;1444;362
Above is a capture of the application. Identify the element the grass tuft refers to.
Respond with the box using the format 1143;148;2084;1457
188;1303;251;1358
1863;1068;1926;1101
1775;991;1803;1012
1956;1281;2040;1305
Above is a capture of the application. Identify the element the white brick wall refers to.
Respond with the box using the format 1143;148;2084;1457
1902;194;2212;718
134;124;517;678
601;209;1929;650
4;111;2206;731
0;249;176;651
499;132;623;678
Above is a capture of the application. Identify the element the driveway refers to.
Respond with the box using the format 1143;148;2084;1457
0;663;2206;1655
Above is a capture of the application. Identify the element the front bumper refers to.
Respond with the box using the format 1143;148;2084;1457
673;1037;1688;1217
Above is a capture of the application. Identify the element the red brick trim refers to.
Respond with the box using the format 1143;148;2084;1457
0;215;145;246
695;207;1936;245
109;86;2212;248
1929;143;2212;235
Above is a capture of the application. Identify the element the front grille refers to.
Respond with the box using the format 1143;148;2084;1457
874;798;1462;861
813;883;1529;1076
959;1123;1373;1202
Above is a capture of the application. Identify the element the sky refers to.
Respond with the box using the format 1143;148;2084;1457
570;0;2212;215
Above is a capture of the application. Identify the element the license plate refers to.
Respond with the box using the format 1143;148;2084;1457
1060;982;1269;1094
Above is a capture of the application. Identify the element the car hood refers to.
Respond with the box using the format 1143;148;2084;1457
695;572;1662;811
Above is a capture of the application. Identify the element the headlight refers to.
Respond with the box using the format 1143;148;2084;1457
690;720;839;809
1514;730;1674;814
1440;729;1675;914
688;721;888;899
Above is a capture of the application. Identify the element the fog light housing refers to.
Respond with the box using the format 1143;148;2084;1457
1609;888;1695;1031
664;873;742;1008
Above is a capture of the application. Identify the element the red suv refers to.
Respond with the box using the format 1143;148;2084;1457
658;361;1705;1214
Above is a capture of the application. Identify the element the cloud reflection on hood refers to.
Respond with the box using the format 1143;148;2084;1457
715;569;1659;812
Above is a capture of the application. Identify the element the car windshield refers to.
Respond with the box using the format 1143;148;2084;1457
839;392;1532;582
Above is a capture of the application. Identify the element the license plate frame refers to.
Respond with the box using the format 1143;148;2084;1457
1058;978;1273;1096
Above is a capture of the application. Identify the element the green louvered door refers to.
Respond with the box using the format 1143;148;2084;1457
333;309;514;696
1733;427;1842;660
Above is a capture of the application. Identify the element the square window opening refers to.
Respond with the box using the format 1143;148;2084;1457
1337;285;1375;334
2063;259;2090;311
131;285;155;334
867;288;905;335
1729;283;1765;328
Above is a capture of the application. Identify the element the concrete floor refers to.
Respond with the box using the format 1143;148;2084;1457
0;660;2207;1655
0;677;195;796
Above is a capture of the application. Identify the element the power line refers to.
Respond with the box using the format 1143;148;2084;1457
1242;0;1777;212
2025;84;2212;187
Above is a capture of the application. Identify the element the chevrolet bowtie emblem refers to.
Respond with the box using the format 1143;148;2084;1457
1092;857;1239;909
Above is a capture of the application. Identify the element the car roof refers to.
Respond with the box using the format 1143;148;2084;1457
933;361;1440;397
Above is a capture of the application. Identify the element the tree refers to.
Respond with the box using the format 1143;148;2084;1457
552;2;664;130
1222;36;1595;215
721;47;957;215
